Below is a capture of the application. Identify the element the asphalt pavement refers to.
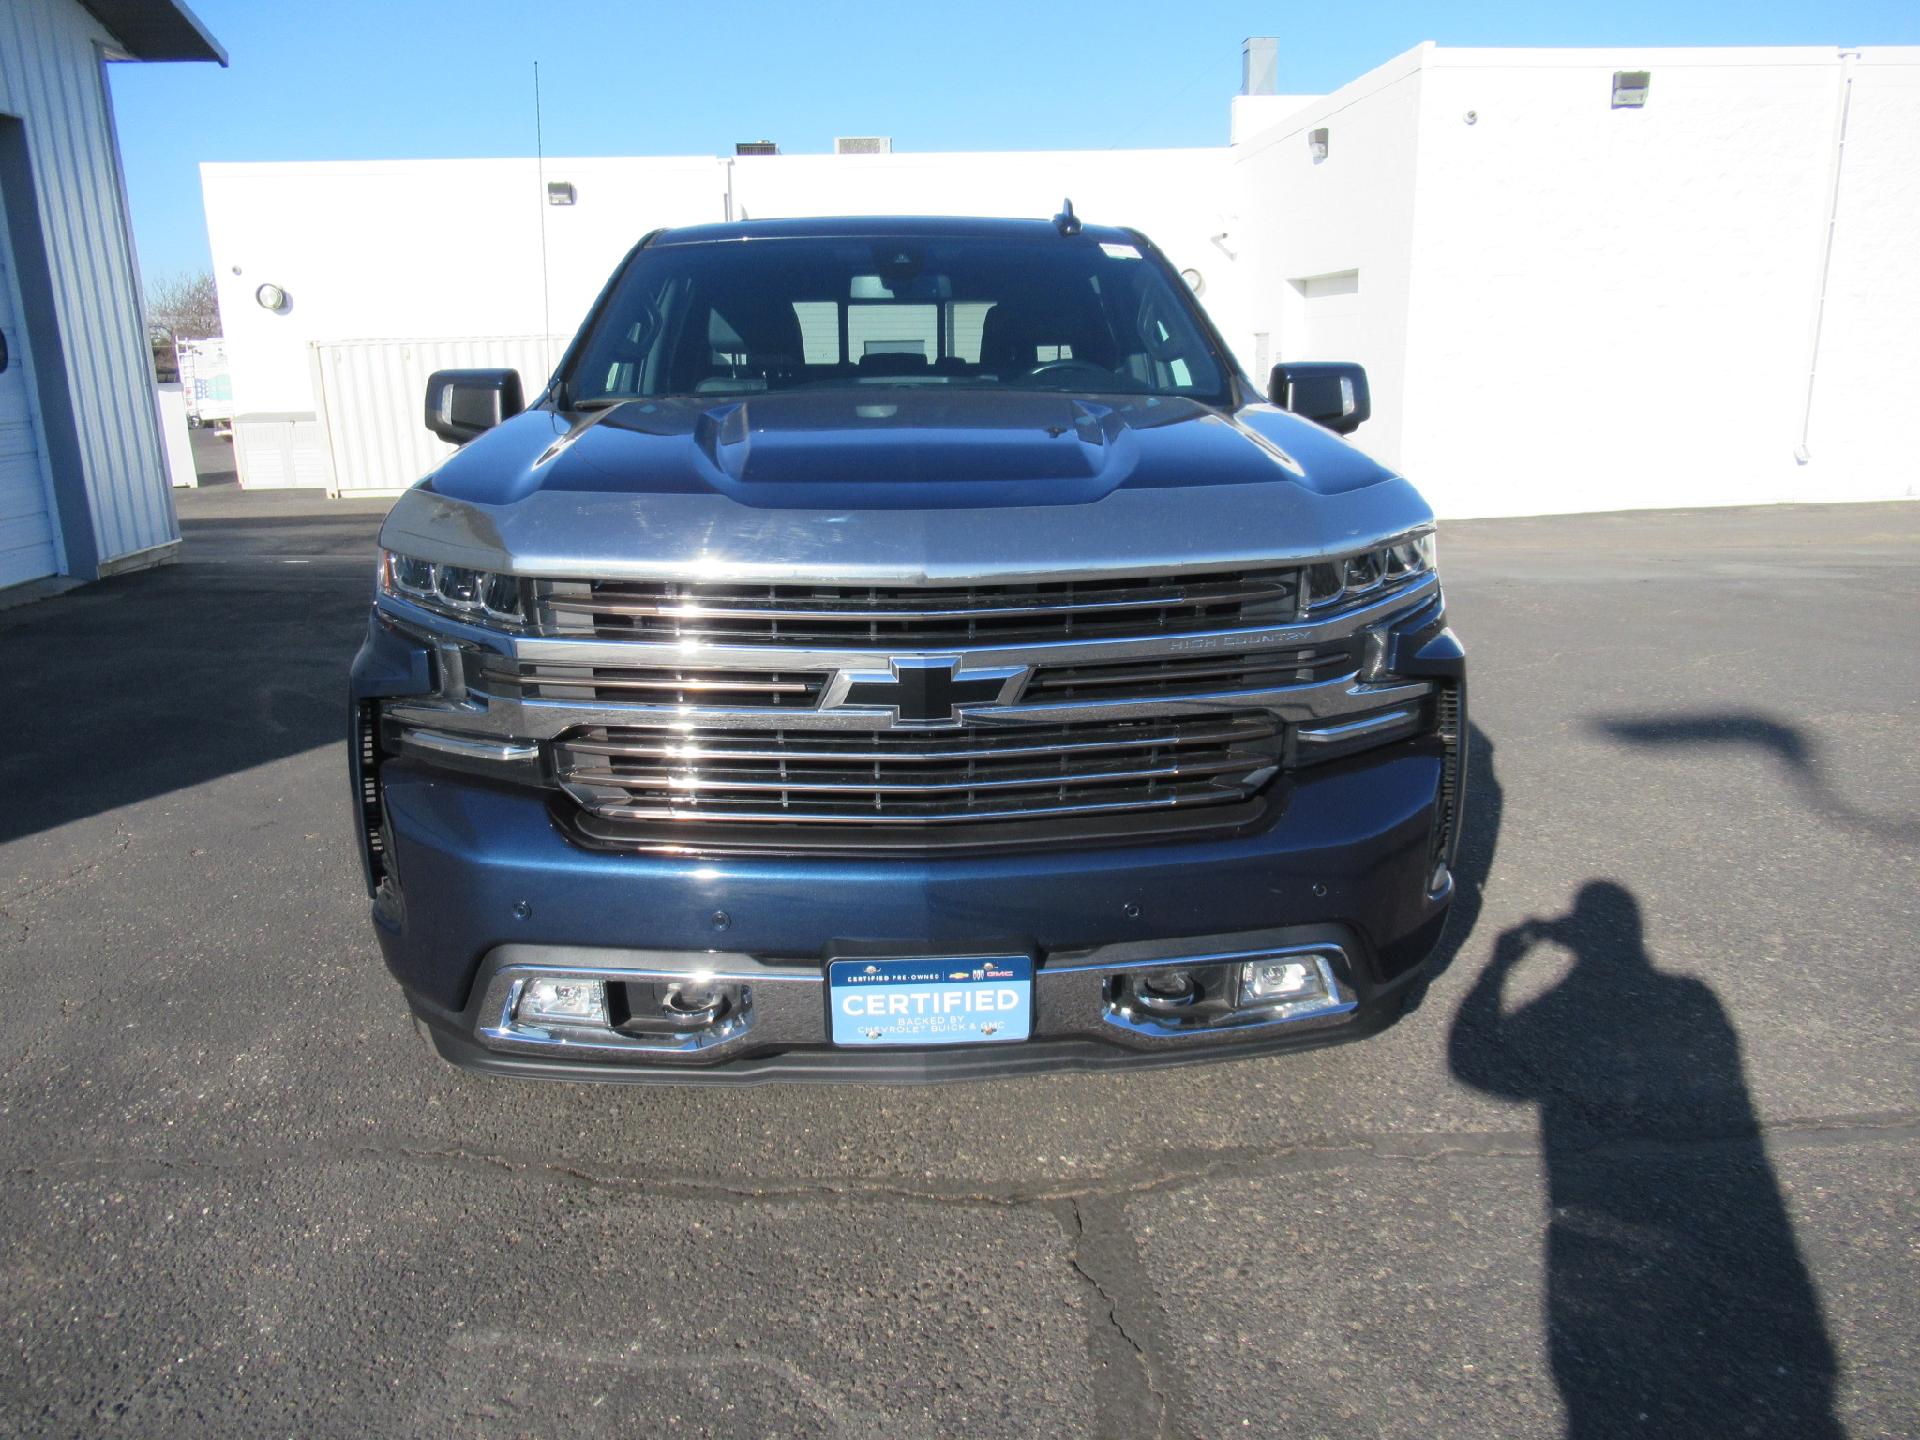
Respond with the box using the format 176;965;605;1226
0;480;1915;1438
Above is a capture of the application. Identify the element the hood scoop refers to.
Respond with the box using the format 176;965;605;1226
693;391;1132;494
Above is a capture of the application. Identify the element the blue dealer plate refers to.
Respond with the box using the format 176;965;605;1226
828;956;1033;1047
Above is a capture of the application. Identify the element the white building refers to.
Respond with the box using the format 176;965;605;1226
203;41;1920;519
0;0;223;592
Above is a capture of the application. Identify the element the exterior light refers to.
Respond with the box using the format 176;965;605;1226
516;977;607;1028
1308;127;1329;163
546;181;575;205
1241;959;1318;1002
254;282;287;311
1237;953;1341;1014
1180;267;1205;295
380;550;527;627
1612;71;1650;109
1301;531;1435;615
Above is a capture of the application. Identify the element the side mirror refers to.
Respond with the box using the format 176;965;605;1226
1268;361;1370;435
424;368;524;445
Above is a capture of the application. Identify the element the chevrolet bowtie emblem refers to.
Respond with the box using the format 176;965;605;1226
829;656;1029;727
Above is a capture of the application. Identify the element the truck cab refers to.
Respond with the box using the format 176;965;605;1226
349;213;1465;1082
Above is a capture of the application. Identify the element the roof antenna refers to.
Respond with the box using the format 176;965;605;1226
534;61;554;380
1053;198;1082;236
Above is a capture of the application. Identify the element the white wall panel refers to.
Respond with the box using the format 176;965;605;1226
313;335;563;495
204;155;726;441
0;0;178;576
1798;52;1920;499
0;162;58;586
1399;48;1857;516
1227;48;1428;470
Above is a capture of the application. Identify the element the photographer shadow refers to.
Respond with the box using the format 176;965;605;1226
1448;881;1840;1438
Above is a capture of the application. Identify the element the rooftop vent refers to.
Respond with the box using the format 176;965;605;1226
1611;71;1651;108
734;141;779;156
835;136;892;155
1242;37;1279;97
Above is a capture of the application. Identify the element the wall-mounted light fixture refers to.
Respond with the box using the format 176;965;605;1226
546;181;576;205
1308;127;1330;164
1612;71;1650;108
1180;268;1205;296
254;282;287;312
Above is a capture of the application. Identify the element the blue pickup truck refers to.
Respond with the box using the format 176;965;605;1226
348;212;1465;1083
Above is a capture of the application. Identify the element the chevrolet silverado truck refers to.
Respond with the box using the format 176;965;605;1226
348;212;1466;1083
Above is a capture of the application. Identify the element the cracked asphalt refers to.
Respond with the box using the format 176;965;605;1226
1;470;1916;1438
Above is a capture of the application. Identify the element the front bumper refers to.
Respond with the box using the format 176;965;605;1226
372;737;1454;1083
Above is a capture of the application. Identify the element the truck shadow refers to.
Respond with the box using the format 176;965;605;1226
1448;880;1842;1438
1596;710;1920;844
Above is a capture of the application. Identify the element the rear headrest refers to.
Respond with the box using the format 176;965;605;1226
708;298;803;360
856;351;929;376
978;295;1116;372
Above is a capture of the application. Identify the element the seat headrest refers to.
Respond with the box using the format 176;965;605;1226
708;298;803;360
978;295;1116;372
857;351;929;376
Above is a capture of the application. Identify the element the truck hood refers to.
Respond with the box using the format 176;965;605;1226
380;389;1433;584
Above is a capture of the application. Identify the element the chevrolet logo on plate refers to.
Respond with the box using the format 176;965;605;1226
826;656;1029;727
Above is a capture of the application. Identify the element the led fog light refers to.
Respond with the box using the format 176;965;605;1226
1237;953;1341;1015
516;977;607;1028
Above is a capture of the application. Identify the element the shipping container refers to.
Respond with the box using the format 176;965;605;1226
310;335;561;496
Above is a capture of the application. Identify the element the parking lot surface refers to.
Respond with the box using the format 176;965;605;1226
2;490;1915;1438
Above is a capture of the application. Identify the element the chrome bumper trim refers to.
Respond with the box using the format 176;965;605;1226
397;728;542;765
465;942;1367;1063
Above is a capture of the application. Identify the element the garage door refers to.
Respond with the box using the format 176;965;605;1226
0;177;59;590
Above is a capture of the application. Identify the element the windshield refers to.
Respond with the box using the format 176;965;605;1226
563;234;1233;407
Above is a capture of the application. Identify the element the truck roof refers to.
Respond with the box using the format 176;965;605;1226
647;215;1143;247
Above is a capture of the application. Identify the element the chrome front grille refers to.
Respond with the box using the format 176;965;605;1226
1023;642;1356;704
533;570;1304;646
470;642;1360;712
476;658;828;709
552;714;1284;826
385;559;1443;850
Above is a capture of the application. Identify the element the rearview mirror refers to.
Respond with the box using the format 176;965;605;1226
424;368;524;445
1268;361;1370;435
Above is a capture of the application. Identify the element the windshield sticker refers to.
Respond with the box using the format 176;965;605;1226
1100;242;1142;260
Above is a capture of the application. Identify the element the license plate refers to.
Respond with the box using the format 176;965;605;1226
828;956;1033;1047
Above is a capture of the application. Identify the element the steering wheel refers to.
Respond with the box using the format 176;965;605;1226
1019;358;1113;382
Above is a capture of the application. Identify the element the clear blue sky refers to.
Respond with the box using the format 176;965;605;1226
110;0;1920;282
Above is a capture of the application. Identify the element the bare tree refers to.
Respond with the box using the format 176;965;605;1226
146;269;222;341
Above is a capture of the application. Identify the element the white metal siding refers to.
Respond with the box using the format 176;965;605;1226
230;417;325;488
0;169;59;586
313;336;562;495
0;0;178;577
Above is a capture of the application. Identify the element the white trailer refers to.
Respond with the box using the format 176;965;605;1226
176;337;234;438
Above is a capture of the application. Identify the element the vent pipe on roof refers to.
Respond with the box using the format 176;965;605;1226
1242;37;1279;96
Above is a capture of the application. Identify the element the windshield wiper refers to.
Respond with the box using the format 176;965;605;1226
572;395;645;412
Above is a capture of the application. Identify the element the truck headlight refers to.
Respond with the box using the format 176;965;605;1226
1385;530;1437;577
380;551;526;627
1306;529;1436;611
